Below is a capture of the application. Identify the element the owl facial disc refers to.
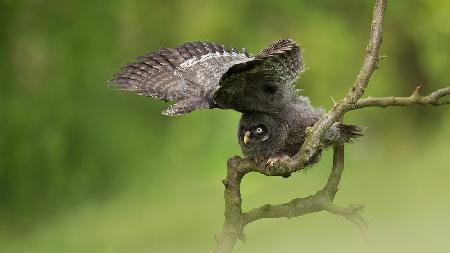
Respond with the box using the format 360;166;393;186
242;124;269;145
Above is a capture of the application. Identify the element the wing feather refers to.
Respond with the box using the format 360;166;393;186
110;41;253;115
214;38;304;113
110;39;304;115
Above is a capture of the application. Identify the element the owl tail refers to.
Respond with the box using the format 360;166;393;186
325;123;365;144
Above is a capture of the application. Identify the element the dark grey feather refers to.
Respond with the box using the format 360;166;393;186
110;41;252;115
110;39;305;115
214;38;304;113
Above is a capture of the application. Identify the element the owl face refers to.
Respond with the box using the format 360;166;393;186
238;112;288;158
241;124;269;146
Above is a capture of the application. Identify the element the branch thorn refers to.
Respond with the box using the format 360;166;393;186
239;231;247;243
411;85;423;100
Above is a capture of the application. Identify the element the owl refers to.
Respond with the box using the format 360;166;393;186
111;39;362;165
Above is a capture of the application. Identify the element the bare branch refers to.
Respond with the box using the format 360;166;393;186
214;2;387;251
213;158;245;253
242;144;346;225
322;143;345;197
355;85;450;109
213;1;448;252
240;145;369;243
293;0;387;169
240;145;369;241
242;196;325;225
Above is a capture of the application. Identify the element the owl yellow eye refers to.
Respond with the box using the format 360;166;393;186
256;127;263;134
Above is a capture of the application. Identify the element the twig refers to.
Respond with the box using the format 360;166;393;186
324;203;369;238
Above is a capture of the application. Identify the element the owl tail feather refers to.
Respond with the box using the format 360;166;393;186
323;123;365;145
335;123;365;143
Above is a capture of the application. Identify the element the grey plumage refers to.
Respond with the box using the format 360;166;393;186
238;108;363;159
111;41;253;115
110;38;363;162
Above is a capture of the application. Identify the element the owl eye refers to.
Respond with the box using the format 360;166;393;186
256;127;263;134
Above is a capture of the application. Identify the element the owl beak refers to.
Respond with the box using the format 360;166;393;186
243;131;251;145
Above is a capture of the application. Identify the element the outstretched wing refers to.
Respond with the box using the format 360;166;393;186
110;41;253;115
214;38;304;113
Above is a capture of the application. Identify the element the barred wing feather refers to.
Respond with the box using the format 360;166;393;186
110;41;253;115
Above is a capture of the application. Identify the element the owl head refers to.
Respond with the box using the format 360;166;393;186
238;113;289;158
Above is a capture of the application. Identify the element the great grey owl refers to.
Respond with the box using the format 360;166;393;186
110;39;362;165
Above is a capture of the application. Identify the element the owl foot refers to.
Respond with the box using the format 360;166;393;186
266;154;290;167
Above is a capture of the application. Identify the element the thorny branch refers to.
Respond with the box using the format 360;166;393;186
213;0;450;252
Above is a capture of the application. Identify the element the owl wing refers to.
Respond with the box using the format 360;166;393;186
214;38;304;113
110;41;253;115
111;39;303;115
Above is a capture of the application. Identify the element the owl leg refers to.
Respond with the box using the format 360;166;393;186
266;154;290;167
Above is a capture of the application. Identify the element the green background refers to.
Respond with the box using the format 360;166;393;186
1;0;450;252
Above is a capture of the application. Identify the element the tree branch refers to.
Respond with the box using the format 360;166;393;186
213;158;245;253
293;0;387;165
214;1;386;252
214;144;357;253
242;144;348;225
355;85;450;109
241;143;368;234
213;0;449;252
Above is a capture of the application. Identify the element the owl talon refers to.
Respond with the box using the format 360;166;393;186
266;155;290;167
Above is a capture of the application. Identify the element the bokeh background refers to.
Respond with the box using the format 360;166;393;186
1;0;450;252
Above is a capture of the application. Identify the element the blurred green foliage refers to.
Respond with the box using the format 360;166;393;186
0;0;449;252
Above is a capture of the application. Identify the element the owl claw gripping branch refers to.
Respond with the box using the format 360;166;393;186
111;39;363;165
